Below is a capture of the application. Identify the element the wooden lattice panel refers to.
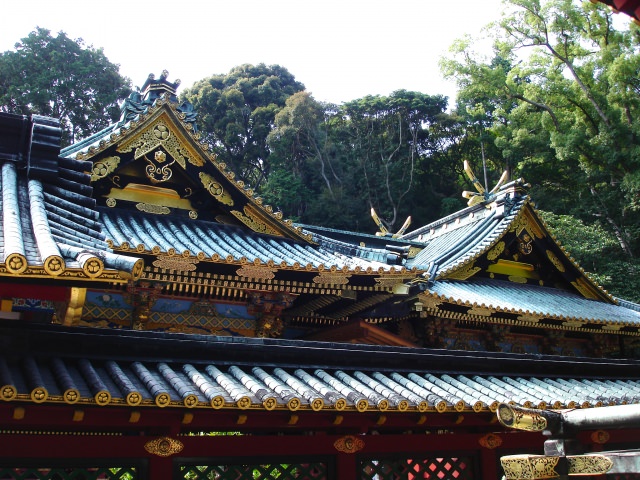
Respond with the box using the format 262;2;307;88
0;466;137;479
360;456;475;479
179;462;327;479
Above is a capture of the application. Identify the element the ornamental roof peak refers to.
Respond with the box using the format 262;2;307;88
140;70;181;102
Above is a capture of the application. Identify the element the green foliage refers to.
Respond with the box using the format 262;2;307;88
442;0;640;257
0;28;131;145
180;64;305;190
263;89;457;232
539;211;640;302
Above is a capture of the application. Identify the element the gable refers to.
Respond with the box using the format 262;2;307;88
440;201;611;302
69;98;311;243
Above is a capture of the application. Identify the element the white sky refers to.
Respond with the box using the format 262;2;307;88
2;0;505;106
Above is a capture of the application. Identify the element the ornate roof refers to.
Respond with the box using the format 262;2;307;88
61;72;311;244
427;278;640;328
2;321;640;412
0;113;142;283
31;72;638;340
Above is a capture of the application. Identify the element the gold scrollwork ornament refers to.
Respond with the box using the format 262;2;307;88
144;150;175;184
500;455;559;479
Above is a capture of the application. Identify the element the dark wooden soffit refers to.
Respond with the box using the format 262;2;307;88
302;319;418;347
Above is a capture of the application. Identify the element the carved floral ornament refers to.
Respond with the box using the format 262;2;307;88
144;437;184;457
334;435;365;454
91;156;120;181
501;454;613;479
117;118;204;169
478;433;503;449
199;172;234;206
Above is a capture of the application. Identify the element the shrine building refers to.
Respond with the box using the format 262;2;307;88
1;71;640;479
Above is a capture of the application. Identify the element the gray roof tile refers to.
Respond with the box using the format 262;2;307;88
428;279;640;325
0;114;141;279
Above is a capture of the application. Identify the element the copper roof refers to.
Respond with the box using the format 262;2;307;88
2;322;640;412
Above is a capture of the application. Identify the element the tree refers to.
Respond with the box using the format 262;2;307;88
264;91;341;221
339;91;449;231
540;211;640;303
180;64;305;190
0;27;131;145
442;0;640;257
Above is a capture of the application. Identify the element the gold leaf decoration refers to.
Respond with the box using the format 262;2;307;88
486;241;505;261
136;203;171;215
446;264;480;280
199;172;234;206
497;404;547;431
117;119;204;168
144;437;184;457
144;151;175;184
567;455;613;475
153;256;199;272
517;313;542;323
374;276;413;288
334;435;365;454
546;249;565;272
500;455;559;479
467;306;494;317
417;295;443;311
91;156;120;181
313;273;351;285
236;265;276;280
231;208;280;236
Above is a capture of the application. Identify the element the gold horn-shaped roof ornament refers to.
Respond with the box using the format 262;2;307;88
371;208;411;238
461;160;508;207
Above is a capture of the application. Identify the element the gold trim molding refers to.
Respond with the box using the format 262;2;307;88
63;287;87;326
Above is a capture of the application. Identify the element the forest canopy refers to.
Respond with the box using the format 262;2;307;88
1;0;638;301
0;27;131;145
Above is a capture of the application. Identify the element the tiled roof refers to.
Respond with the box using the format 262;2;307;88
2;322;640;412
100;208;402;273
403;186;525;275
429;279;640;326
0;113;141;280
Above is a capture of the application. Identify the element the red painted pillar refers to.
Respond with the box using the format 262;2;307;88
481;447;499;479
147;456;174;480
335;452;358;480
